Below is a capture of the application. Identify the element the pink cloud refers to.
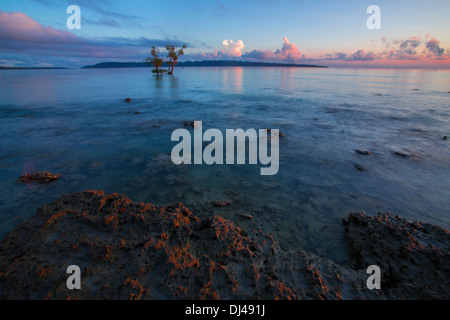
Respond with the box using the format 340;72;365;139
222;39;245;57
183;39;245;60
424;34;446;58
243;37;305;62
0;10;79;44
275;37;304;60
187;37;306;63
321;35;450;67
0;10;186;66
323;50;377;62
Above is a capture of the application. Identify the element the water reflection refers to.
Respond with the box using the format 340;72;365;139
222;67;243;93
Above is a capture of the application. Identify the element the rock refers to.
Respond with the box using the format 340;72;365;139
212;200;233;207
343;212;450;299
355;150;371;155
0;191;384;300
2;192;448;300
391;148;421;160
124;98;132;103
17;171;61;184
444;136;448;141
134;111;140;114
393;151;410;158
183;121;194;127
348;192;357;199
240;214;253;220
354;164;366;171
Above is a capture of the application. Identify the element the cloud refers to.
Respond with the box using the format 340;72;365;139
379;36;423;60
322;35;449;65
425;34;446;57
324;50;376;62
276;37;304;60
1;9;448;69
0;10;187;66
242;37;305;62
222;39;245;56
31;0;148;29
187;37;306;63
0;11;80;45
379;35;449;61
184;39;246;60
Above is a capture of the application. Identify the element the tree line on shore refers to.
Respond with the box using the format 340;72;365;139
144;44;187;76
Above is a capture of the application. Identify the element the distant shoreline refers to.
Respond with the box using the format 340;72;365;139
0;66;67;70
0;61;328;70
82;60;328;69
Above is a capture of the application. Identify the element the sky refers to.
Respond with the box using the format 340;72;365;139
1;0;450;68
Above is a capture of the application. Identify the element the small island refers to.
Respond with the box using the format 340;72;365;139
82;60;328;69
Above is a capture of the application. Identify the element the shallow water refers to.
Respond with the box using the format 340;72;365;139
0;67;449;264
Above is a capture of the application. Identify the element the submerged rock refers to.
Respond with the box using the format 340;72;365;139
124;98;132;103
212;200;233;207
354;164;366;171
394;151;410;158
355;150;371;155
0;190;383;300
17;171;61;184
343;212;450;299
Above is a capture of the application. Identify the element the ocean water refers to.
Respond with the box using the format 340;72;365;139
0;66;449;264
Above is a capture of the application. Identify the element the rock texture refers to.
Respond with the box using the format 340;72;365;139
17;171;61;184
343;212;450;299
0;191;448;300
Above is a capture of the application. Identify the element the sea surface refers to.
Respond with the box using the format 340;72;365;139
0;66;449;264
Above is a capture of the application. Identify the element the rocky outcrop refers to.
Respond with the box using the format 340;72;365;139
343;212;450;299
0;190;384;300
0;191;448;300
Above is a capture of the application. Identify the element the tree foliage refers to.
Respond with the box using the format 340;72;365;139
166;44;187;75
144;46;167;76
144;44;187;76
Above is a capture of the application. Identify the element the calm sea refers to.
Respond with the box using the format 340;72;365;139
0;67;449;264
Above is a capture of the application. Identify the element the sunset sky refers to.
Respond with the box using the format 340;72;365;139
1;0;450;68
